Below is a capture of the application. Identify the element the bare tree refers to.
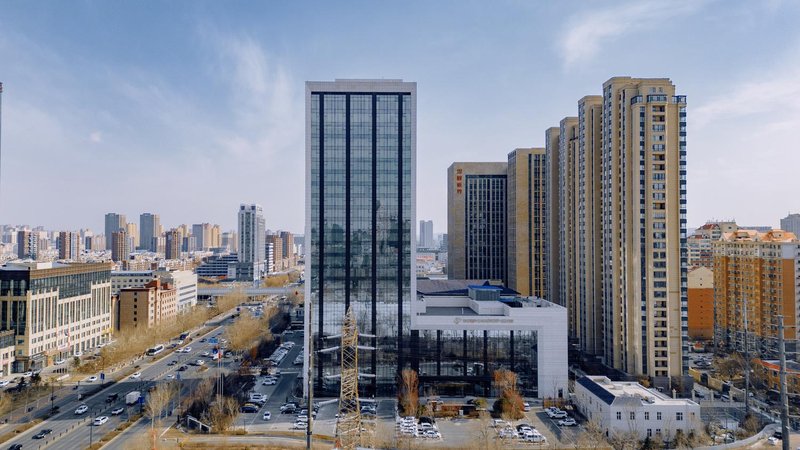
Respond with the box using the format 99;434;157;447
575;418;609;450
146;382;178;449
492;369;524;420
224;310;270;354
398;369;419;417
208;396;239;433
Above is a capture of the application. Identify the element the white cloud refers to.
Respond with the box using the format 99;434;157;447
89;131;103;143
558;0;707;68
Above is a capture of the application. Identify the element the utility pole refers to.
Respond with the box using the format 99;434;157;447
778;315;789;450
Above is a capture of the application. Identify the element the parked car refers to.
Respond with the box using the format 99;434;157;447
499;427;517;439
240;403;259;413
292;421;307;430
85;375;98;382
0;381;9;387
129;372;142;379
262;377;277;385
550;411;568;419
558;418;577;427
55;358;66;365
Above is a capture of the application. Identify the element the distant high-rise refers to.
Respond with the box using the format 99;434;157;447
268;234;283;270
104;213;126;250
210;225;222;249
306;79;416;396
192;223;213;251
280;231;295;257
165;229;181;260
507;148;547;298
418;220;434;249
781;213;800;238
111;230;129;262
447;162;507;282
139;213;160;251
126;223;138;249
57;231;80;260
17;230;37;260
238;204;265;264
687;221;738;269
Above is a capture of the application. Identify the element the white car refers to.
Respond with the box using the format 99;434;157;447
166;374;175;380
93;416;109;426
86;376;98;382
111;407;124;415
499;427;517;439
262;411;271;421
768;436;780;446
523;402;531;412
558;418;577;426
423;430;442;439
22;371;32;377
129;372;142;379
292;421;307;430
262;378;277;385
0;380;9;387
55;359;66;365
550;411;568;419
74;351;83;357
75;404;89;415
181;347;192;353
195;359;205;366
201;351;210;357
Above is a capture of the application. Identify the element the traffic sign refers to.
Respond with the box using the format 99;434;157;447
100;372;105;381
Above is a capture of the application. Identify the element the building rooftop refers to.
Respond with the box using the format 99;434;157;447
417;279;519;296
720;229;797;243
578;376;699;407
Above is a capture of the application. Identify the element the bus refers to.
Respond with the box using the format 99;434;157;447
146;344;164;356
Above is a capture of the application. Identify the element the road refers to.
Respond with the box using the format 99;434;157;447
1;314;237;450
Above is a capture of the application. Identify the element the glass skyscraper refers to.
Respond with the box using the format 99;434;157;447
305;79;416;396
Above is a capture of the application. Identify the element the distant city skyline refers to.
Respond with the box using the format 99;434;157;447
1;2;799;233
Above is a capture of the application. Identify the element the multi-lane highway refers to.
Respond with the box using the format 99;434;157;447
1;312;240;450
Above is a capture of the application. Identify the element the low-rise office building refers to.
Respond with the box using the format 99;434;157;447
0;261;113;371
112;269;197;313
412;280;567;398
574;376;701;441
117;280;177;331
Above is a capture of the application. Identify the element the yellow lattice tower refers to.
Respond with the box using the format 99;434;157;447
336;307;362;450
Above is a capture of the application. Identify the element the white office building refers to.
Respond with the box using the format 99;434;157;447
574;376;701;441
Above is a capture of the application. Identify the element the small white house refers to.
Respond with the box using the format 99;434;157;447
574;376;701;441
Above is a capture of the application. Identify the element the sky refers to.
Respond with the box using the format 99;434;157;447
0;0;799;235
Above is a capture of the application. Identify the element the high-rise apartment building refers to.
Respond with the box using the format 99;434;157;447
139;213;160;251
599;77;687;378
210;225;221;249
16;230;37;260
547;77;687;379
238;205;265;264
221;231;238;253
165;229;181;260
117;280;177;332
306;79;416;396
104;213;126;250
713;229;800;357
280;231;295;257
418;220;434;249
57;231;80;260
126;223;139;249
687;221;738;269
192;223;213;251
447;162;508;282
268;234;283;271
781;213;800;238
507;148;547;297
111;230;129;262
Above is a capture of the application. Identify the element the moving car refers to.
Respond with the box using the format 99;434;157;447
0;381;9;387
106;393;119;403
75;404;89;415
130;372;142;379
93;416;109;426
177;365;189;371
8;443;22;450
262;377;277;385
32;429;53;439
262;411;271;420
111;407;125;415
167;360;178;366
86;375;98;382
240;403;259;413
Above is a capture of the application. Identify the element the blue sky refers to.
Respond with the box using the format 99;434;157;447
1;0;798;234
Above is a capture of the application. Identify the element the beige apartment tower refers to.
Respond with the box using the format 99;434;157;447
600;77;688;378
547;77;688;379
507;148;547;297
447;162;508;282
